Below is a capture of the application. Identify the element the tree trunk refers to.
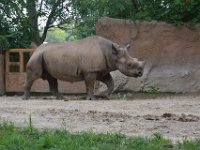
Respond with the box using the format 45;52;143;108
26;0;42;45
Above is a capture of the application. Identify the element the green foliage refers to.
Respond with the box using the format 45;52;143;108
146;86;160;93
0;0;32;50
69;0;200;39
0;10;29;50
0;0;200;49
176;139;200;150
0;0;71;49
0;32;30;51
70;0;133;39
45;28;68;42
134;0;200;26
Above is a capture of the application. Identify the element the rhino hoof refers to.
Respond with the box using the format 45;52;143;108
22;95;30;100
56;95;64;100
86;96;96;100
95;95;109;100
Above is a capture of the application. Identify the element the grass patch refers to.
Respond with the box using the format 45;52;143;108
0;122;200;149
113;91;182;100
6;91;183;100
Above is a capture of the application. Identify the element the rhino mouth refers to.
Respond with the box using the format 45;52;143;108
126;73;142;78
138;72;143;77
133;73;143;78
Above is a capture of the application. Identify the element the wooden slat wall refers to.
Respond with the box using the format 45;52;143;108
5;49;34;73
5;49;86;93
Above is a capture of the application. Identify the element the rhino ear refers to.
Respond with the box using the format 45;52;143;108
112;43;120;55
126;44;130;50
141;61;146;67
142;61;146;67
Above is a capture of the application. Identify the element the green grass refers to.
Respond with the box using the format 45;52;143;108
0;122;200;150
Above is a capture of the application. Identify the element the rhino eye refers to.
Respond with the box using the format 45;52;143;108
127;63;132;68
132;63;139;68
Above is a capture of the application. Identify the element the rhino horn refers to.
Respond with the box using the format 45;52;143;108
126;44;130;50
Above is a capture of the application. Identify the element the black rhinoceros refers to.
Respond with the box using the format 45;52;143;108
23;36;145;100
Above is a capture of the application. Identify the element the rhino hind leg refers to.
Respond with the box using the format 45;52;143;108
45;72;63;100
84;73;97;100
23;78;34;100
97;73;114;99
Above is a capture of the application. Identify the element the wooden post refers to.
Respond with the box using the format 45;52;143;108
5;51;9;73
19;51;24;72
0;54;5;95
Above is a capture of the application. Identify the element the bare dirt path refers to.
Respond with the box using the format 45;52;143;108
0;95;200;142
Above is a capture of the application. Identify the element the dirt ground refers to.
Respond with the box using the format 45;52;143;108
0;94;200;142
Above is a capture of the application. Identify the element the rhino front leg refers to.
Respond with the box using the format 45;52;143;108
46;73;63;100
97;73;114;99
84;73;97;100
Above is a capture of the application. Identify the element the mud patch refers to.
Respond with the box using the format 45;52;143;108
144;113;199;122
46;108;132;124
87;110;132;123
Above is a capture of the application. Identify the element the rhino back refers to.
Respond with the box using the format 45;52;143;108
41;36;112;81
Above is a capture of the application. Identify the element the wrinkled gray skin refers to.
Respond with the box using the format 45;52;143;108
23;36;145;100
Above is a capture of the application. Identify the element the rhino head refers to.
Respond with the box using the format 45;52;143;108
111;43;145;78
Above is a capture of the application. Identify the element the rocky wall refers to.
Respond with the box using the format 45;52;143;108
96;17;200;93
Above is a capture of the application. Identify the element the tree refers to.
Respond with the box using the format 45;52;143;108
67;0;200;39
0;0;200;50
0;0;71;48
69;0;133;39
131;0;200;26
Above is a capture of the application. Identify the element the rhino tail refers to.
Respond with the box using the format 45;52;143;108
41;54;48;80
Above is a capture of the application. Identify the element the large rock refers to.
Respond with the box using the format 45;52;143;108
96;17;200;93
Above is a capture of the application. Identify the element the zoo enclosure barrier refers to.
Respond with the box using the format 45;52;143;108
0;46;4;95
5;49;34;92
4;49;85;93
